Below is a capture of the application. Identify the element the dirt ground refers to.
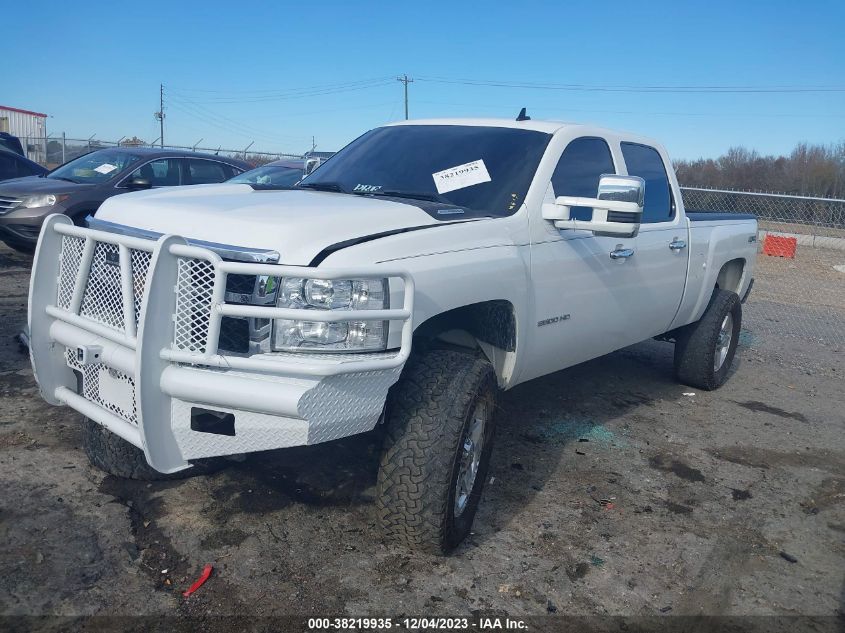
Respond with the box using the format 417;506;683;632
1;242;843;628
749;245;845;346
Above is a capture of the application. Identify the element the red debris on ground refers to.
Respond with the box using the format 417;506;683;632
182;564;213;598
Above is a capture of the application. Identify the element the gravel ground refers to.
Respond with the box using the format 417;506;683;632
748;246;845;346
0;243;843;628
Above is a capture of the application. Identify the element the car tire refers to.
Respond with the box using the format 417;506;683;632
376;349;498;554
81;417;220;481
673;288;742;391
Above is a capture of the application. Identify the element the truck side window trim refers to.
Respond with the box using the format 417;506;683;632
620;142;675;224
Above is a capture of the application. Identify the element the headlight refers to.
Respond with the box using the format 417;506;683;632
272;277;389;352
21;194;69;208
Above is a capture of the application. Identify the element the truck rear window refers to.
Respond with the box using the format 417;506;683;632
621;142;673;223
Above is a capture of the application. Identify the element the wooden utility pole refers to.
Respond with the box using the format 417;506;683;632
154;84;165;148
397;75;413;120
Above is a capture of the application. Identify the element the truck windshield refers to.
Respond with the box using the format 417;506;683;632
299;125;551;216
48;150;142;184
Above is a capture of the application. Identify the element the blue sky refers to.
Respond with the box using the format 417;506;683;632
2;0;843;159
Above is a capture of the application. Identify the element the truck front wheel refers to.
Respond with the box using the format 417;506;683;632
673;288;742;390
376;349;498;554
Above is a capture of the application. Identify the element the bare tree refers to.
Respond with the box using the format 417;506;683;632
674;141;845;198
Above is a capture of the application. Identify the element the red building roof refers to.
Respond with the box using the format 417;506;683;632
0;105;48;118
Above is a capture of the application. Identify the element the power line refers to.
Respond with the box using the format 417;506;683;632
415;76;845;94
166;105;304;148
166;98;267;138
415;99;845;119
165;98;311;146
258;100;396;118
167;94;311;142
171;76;395;96
168;79;395;104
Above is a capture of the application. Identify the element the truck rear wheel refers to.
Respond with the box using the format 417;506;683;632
673;288;742;391
376;349;498;554
81;417;216;481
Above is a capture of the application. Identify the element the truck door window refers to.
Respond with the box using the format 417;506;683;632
621;142;673;223
551;137;615;221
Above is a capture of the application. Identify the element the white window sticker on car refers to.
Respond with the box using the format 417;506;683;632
432;159;491;194
94;163;118;175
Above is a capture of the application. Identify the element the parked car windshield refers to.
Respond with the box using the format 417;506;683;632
230;164;303;187
298;125;551;216
48;150;142;184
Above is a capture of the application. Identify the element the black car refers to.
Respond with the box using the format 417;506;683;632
0;133;25;156
0;148;48;182
0;147;249;252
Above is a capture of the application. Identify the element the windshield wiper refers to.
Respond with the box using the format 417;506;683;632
49;176;79;184
248;184;296;191
297;181;346;193
372;190;451;204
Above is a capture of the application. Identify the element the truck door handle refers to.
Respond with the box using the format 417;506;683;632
610;248;635;260
669;239;687;251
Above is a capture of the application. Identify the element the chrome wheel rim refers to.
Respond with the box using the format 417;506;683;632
454;399;488;517
714;313;733;371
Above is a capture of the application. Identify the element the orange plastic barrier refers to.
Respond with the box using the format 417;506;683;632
763;235;797;258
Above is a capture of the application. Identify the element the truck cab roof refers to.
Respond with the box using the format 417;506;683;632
387;117;571;134
387;117;661;149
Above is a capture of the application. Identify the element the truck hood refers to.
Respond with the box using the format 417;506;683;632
95;184;443;265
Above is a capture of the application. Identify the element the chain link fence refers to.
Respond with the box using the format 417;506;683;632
681;187;845;349
17;135;305;168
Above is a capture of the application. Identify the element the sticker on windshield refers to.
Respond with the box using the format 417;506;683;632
432;159;491;194
94;163;118;175
353;184;382;193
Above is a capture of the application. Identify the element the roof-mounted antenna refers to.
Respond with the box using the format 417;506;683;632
516;107;531;121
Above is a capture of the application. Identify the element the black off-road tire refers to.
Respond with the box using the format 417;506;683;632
376;349;498;554
82;417;219;481
674;288;742;391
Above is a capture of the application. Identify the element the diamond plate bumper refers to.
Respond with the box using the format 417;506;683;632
29;215;414;474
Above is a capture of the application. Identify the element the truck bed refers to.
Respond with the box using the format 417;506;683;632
687;212;756;222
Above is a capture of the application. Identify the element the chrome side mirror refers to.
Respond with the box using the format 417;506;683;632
542;174;644;237
304;158;321;175
597;174;644;206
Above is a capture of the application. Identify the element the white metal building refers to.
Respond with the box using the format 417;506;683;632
0;105;48;164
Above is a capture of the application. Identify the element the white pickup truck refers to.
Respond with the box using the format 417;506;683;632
28;117;757;552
